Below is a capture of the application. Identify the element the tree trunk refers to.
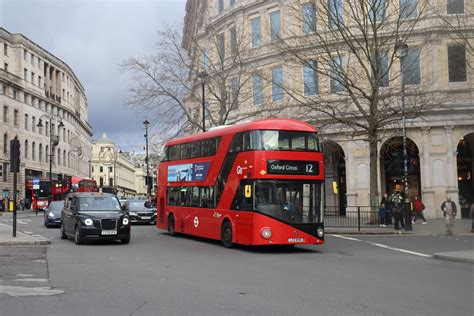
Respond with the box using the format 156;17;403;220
368;130;379;220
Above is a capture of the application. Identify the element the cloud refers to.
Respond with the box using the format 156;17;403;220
1;0;186;153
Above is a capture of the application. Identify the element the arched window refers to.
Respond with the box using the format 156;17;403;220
32;141;36;161
45;145;49;163
57;148;61;166
63;150;66;168
3;133;7;154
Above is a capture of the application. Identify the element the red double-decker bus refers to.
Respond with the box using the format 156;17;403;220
25;178;67;211
157;118;325;247
70;177;98;193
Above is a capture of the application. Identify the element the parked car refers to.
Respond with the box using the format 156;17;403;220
60;192;131;245
44;200;64;228
124;199;156;225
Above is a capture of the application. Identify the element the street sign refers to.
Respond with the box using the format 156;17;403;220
33;185;40;190
33;177;40;185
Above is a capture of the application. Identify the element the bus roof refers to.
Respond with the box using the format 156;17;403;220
166;118;318;146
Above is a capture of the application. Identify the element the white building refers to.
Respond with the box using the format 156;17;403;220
0;28;92;201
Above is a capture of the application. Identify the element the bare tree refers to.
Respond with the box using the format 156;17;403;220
277;0;433;209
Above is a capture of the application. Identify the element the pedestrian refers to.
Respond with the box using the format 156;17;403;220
0;197;3;212
389;190;404;233
413;196;427;224
20;198;25;211
381;193;392;225
441;196;457;236
379;202;387;227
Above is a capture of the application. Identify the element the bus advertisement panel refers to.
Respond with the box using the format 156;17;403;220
156;119;325;248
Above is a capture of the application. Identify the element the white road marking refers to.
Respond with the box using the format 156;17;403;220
16;274;33;277
0;285;63;297
332;234;433;258
13;278;48;282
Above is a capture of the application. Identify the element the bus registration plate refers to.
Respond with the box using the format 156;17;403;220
101;230;117;235
288;238;304;243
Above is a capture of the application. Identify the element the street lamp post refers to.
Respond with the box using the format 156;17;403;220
395;39;412;232
37;115;64;202
198;71;208;132
143;120;150;199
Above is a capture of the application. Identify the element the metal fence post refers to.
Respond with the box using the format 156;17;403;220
358;206;361;232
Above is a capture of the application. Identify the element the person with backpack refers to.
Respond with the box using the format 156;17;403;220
389;190;405;232
413;196;427;224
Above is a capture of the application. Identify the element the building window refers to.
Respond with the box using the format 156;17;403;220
252;73;264;106
330;56;346;93
3;43;7;56
303;60;318;96
272;66;284;101
270;11;281;41
24;68;28;81
448;45;467;82
218;33;225;60
25;140;29;159
45;121;49;136
329;0;344;28
3;133;7;154
32;142;36;161
32;55;36;66
32;117;36;133
370;0;386;22
202;49;209;70
399;0;417;19
45;145;49;163
401;47;420;85
218;0;224;13
58;148;61;166
4;63;7;72
3;106;8;123
24;49;27;61
39;144;43;162
38;76;42;88
63;150;66;167
100;166;103;173
230;27;237;53
447;0;464;14
231;78;239;110
108;166;113;172
251;17;262;48
92;166;94;173
372;51;389;87
100;177;104;187
13;109;18;126
302;2;316;33
31;72;35;84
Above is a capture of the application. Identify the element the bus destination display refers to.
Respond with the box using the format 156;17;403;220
267;160;319;176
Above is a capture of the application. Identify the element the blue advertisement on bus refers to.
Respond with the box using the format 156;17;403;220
167;162;211;182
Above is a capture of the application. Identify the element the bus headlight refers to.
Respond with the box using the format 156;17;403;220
123;218;130;225
317;227;324;238
84;218;93;226
261;228;272;239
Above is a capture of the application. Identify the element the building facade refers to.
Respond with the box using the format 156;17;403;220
182;1;474;218
0;28;93;202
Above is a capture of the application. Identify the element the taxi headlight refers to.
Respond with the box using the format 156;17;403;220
130;212;137;216
84;218;93;226
48;212;54;218
123;218;130;225
261;228;272;239
317;227;324;238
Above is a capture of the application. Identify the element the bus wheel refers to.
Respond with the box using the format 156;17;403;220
168;214;176;236
221;221;233;248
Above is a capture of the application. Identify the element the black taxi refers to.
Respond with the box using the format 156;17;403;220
60;192;131;245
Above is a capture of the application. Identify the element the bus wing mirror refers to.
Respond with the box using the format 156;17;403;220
244;185;252;198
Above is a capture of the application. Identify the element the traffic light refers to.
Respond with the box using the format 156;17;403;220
10;138;20;173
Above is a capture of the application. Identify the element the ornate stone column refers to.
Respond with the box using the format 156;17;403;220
421;127;435;218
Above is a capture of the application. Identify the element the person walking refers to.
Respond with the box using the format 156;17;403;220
413;196;427;224
389;190;404;233
441;196;457;236
379;202;387;227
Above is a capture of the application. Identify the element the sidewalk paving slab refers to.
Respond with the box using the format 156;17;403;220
0;222;50;246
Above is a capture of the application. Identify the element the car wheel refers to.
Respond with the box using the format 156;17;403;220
221;221;234;248
60;222;68;239
74;226;84;245
121;236;130;244
168;214;176;236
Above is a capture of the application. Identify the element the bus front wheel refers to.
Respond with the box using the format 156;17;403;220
221;221;234;248
168;214;176;236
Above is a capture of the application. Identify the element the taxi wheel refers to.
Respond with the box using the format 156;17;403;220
221;221;234;248
121;236;130;244
74;226;84;245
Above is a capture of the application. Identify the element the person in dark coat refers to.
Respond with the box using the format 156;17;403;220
389;190;404;232
381;193;392;225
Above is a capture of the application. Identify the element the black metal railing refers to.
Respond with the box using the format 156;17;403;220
324;206;386;231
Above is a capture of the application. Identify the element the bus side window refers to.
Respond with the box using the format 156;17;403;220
242;132;251;151
169;146;180;161
191;141;202;158
229;133;243;152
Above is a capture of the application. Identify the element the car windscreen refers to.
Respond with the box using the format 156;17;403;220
49;201;64;213
77;197;121;212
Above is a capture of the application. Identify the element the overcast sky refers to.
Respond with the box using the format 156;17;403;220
0;0;186;153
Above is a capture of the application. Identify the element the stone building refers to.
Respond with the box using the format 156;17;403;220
182;1;474;218
0;28;92;202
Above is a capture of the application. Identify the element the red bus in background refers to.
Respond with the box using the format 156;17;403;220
157;119;325;248
71;177;98;193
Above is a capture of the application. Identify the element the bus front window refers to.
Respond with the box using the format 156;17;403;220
253;180;321;224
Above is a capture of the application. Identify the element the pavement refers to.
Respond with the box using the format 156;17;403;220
0;210;472;263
